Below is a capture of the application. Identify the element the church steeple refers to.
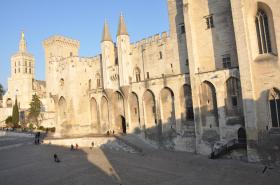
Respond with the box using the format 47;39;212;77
19;32;27;53
117;13;128;36
102;19;112;42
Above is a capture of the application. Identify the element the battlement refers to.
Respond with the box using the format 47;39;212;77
43;35;80;48
132;32;169;48
49;54;101;64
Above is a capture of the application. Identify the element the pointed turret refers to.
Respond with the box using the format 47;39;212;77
102;20;113;42
19;32;27;53
117;14;128;36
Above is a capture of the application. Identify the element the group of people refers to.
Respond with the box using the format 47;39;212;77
53;141;96;163
34;132;41;144
70;143;79;151
106;130;115;136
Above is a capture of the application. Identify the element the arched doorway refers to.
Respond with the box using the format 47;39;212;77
179;84;194;123
90;98;99;133
143;90;156;129
269;88;280;128
129;92;140;132
160;87;175;132
237;127;246;144
200;81;219;127
116;115;126;134
112;91;125;133
101;96;109;133
58;96;70;135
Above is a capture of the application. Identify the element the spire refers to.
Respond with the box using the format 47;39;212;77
117;13;128;36
102;19;112;42
19;32;27;52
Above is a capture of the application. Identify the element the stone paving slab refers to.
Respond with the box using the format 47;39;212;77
0;136;279;185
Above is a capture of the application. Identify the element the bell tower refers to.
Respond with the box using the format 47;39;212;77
4;32;35;109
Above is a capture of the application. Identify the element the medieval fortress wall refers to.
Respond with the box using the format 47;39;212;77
1;0;280;163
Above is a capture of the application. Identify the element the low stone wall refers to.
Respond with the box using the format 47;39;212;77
0;131;34;137
43;137;116;148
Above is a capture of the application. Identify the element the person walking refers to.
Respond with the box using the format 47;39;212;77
91;141;94;150
53;154;60;163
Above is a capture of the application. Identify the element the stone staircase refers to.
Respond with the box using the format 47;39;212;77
210;139;247;160
115;134;158;155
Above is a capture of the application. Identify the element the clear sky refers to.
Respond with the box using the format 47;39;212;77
0;0;169;90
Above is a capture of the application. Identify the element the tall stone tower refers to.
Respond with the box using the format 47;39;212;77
116;14;132;87
101;20;118;90
4;32;35;109
43;36;80;97
167;0;188;74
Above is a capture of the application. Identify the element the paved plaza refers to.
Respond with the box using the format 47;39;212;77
0;135;279;185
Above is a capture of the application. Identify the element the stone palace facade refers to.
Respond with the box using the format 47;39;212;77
1;0;280;163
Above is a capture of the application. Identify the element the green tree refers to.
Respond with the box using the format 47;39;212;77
12;98;20;128
29;94;41;127
0;83;5;100
5;116;13;127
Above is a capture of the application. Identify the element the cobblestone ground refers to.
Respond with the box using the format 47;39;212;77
0;135;279;185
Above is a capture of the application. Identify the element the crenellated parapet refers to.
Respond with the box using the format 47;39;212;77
43;35;80;48
131;32;169;49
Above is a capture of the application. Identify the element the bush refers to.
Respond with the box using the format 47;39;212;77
50;127;56;132
5;116;12;126
38;126;45;131
29;123;34;130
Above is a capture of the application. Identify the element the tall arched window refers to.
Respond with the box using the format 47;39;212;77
226;77;243;115
255;9;272;54
269;88;280;128
134;67;141;82
96;73;101;88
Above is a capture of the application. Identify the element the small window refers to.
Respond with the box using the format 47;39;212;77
186;59;189;66
29;68;31;74
146;72;150;79
15;62;17;67
134;108;137;115
159;51;163;60
25;61;27;66
232;96;238;107
97;78;101;88
25;68;27;73
152;106;156;114
88;79;91;90
29;62;31;67
222;55;231;69
14;69;16;74
60;78;64;86
180;24;185;34
115;58;118;65
204;14;214;29
18;68;20;73
70;52;73;57
18;61;20;66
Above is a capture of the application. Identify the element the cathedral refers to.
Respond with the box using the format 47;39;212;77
1;0;280;164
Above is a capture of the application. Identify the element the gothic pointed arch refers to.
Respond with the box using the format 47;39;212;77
100;96;109;133
160;87;175;132
200;81;219;127
143;90;156;129
112;91;125;133
90;97;99;133
129;92;140;132
255;2;277;54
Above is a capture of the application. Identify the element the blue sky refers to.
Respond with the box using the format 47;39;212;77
0;0;169;89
